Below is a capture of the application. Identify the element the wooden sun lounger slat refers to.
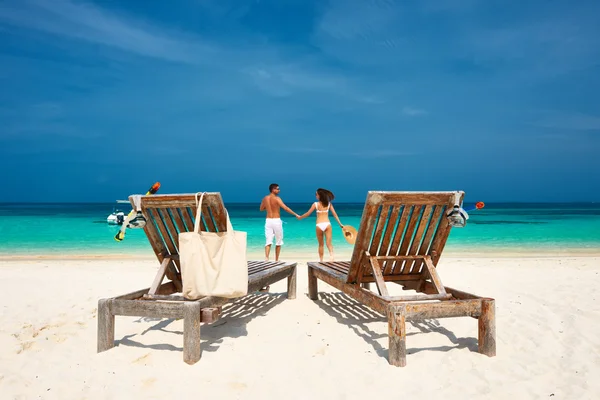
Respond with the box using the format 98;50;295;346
307;190;496;367
148;208;178;256
402;205;434;274
181;207;198;231
367;204;390;261
412;205;445;273
391;205;423;274
165;207;187;234
382;205;411;274
378;204;401;258
157;208;183;253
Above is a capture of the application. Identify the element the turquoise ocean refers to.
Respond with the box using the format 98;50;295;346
0;202;599;257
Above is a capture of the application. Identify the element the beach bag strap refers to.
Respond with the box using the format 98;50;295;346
194;192;234;234
193;192;205;233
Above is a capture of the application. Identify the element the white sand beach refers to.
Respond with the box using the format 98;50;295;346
1;255;599;399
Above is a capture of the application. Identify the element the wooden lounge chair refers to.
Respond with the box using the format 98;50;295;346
307;191;496;367
97;193;297;364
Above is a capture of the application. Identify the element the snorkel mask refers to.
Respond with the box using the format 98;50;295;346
446;192;469;228
127;211;147;229
126;195;147;229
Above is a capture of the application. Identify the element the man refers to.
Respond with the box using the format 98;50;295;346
260;183;299;261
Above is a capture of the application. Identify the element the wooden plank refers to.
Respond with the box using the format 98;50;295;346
148;257;171;296
111;299;185;319
347;194;382;283
422;256;447;296
373;255;427;261
364;191;458;205
185;205;206;232
377;205;401;257
430;192;463;266
367;205;391;264
478;299;496;357
183;302;202;365
360;274;423;283
403;205;434;273
315;262;350;275
388;293;452;302
399;281;483;300
392;205;423;274
143;294;190;301
202;205;217;231
368;256;389;297
383;206;412;274
149;208;178;256
402;299;483;320
137;203;172;282
310;266;387;314
308;267;318;300
165;207;186;235
248;266;295;293
208;195;227;232
180;207;195;232
148;208;182;290
201;307;221;323
308;261;349;282
387;305;407;367
412;205;445;272
140;193;221;208
97;299;114;353
287;265;297;299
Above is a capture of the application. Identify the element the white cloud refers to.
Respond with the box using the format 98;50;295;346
0;0;220;65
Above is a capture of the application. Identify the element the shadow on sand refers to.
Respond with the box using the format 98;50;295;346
116;291;286;353
313;292;478;360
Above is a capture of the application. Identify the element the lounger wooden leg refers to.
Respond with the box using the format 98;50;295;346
97;299;115;353
478;299;496;357
183;302;202;365
387;305;407;367
308;267;318;300
287;266;297;299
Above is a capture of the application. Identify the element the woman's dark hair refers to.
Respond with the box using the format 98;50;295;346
317;188;335;206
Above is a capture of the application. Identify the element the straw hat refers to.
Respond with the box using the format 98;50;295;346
341;225;357;245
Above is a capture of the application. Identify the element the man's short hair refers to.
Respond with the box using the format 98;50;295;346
269;183;279;192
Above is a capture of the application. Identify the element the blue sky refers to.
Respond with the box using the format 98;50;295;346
1;0;599;203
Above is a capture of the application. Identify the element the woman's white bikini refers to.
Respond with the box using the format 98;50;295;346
315;202;331;231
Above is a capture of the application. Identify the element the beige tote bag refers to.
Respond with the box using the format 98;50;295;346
179;192;248;300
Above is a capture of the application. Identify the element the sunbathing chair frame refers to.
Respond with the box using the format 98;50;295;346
97;193;297;364
307;191;496;367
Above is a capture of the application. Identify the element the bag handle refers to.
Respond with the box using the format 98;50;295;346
194;192;205;233
194;192;235;234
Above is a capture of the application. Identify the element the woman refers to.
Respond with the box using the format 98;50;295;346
297;188;344;262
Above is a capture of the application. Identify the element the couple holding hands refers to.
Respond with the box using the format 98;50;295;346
260;183;349;262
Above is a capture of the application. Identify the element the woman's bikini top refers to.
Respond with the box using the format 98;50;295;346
315;202;330;213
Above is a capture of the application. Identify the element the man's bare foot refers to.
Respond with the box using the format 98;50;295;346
258;285;270;293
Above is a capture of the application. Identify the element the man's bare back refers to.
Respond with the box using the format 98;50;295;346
261;194;283;218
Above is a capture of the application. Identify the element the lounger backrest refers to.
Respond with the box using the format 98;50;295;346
347;191;464;283
129;193;228;267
